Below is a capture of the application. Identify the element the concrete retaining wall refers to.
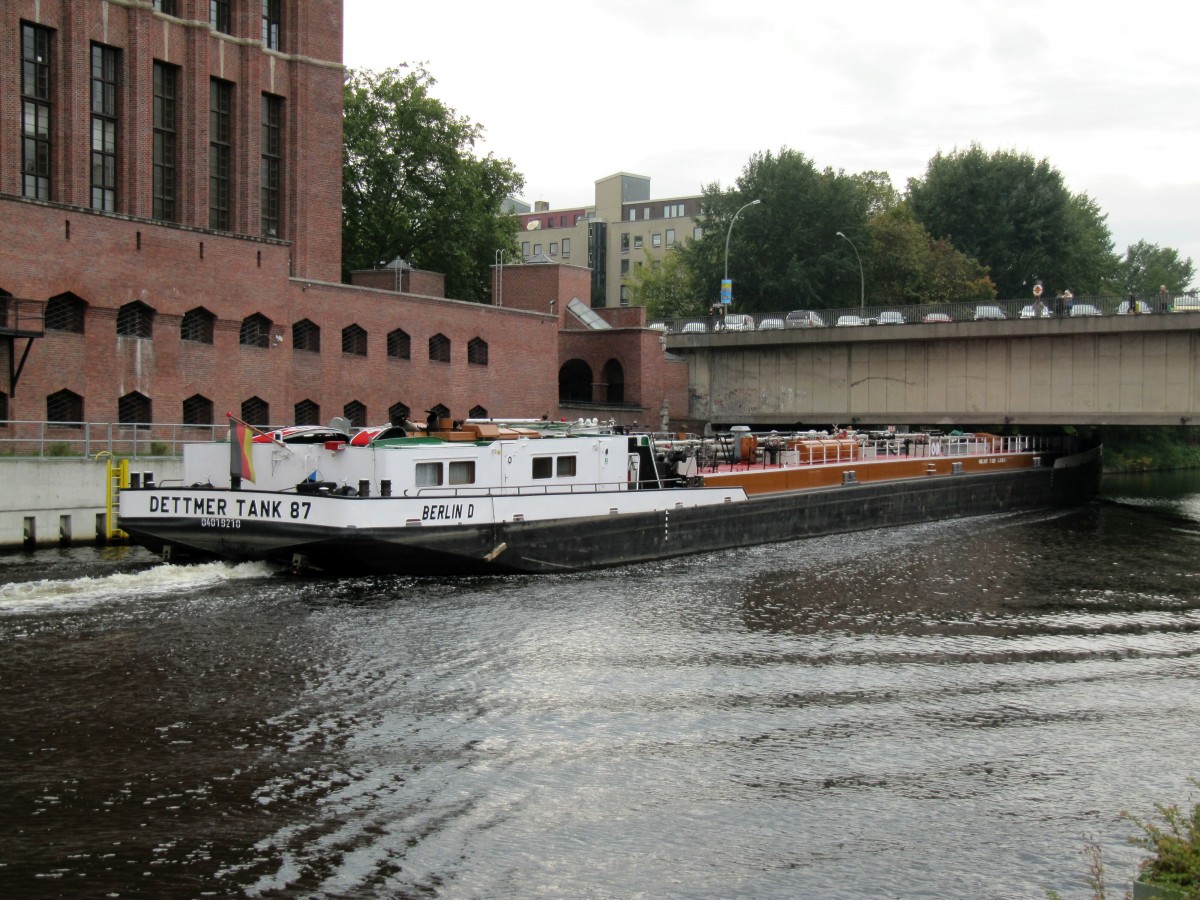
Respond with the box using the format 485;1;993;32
0;458;183;550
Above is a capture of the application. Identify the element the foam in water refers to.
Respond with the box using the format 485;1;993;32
0;560;278;614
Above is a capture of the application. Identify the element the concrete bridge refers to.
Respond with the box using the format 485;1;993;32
666;312;1200;427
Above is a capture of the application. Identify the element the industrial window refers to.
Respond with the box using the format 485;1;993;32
21;24;52;201
209;79;232;230
467;337;488;366
292;318;320;352
91;44;119;212
0;392;8;425
116;301;155;338
210;0;231;33
428;333;450;363
119;392;152;429
387;328;411;359
241;396;269;428
666;228;675;245
469;405;487;419
562;238;570;258
153;62;178;222
262;0;282;50
415;462;443;487
342;324;367;356
181;307;215;344
294;399;319;426
344;400;366;428
44;294;86;333
388;401;410;425
182;394;213;426
47;390;83;427
448;461;475;485
153;1;179;15
240;313;271;348
261;94;282;237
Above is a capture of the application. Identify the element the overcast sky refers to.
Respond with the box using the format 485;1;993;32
344;0;1200;280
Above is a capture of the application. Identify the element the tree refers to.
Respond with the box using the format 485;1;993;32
627;247;702;318
1119;240;1196;297
678;148;876;313
864;206;995;306
342;66;524;301
906;144;1118;299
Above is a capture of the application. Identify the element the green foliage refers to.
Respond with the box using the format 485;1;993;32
342;66;524;302
906;144;1120;299
677;148;877;312
1119;240;1197;297
864;205;995;306
627;247;702;318
1122;779;1200;896
149;442;171;456
46;442;74;457
1100;426;1200;471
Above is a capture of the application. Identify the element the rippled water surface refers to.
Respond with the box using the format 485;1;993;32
2;472;1199;899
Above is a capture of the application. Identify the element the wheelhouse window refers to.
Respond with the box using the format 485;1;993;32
261;94;282;237
209;80;232;230
153;62;178;222
449;461;475;485
415;462;443;487
532;455;579;479
22;24;52;201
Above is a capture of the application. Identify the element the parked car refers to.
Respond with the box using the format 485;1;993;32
1019;304;1053;318
974;305;1006;321
647;320;670;332
1069;303;1102;317
877;311;906;325
1171;293;1200;312
836;315;866;327
785;309;826;328
679;321;708;334
719;313;755;332
1117;300;1152;315
757;316;785;330
922;312;952;324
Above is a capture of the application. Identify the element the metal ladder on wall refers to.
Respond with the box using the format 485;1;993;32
102;456;129;542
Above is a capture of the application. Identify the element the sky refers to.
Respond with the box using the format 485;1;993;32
343;0;1200;280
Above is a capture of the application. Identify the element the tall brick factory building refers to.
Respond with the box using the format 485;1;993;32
0;0;688;446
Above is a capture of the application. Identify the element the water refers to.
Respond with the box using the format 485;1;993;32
1;473;1199;899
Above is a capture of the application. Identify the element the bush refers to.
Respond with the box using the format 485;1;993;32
1124;779;1200;897
46;442;75;457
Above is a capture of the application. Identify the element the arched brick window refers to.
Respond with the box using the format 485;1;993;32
294;399;320;426
342;323;367;356
469;405;488;419
293;318;320;352
181;307;215;343
387;328;410;359
47;389;84;427
558;359;593;404
344;400;366;428
182;394;213;426
388;401;410;426
44;293;87;334
119;391;152;428
602;358;625;404
240;313;272;348
117;301;156;339
241;396;269;427
467;337;488;366
428;333;450;363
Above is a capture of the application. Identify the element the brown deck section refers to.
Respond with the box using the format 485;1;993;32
700;451;1042;495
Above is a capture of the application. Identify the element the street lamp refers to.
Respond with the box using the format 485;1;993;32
722;198;761;308
836;231;865;310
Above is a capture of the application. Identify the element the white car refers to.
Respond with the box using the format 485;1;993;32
1117;300;1151;315
1170;294;1200;312
877;311;906;325
679;321;708;334
719;313;755;332
974;305;1006;321
922;312;952;324
757;316;785;330
836;315;866;327
1069;303;1102;317
1020;304;1053;318
785;310;826;328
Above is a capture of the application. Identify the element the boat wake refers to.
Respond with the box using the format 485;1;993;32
0;560;278;614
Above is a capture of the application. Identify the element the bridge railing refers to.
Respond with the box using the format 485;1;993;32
0;420;223;458
652;291;1198;334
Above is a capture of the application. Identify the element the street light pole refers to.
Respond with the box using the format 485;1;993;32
836;231;864;310
723;198;761;308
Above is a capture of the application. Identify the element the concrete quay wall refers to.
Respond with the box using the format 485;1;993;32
0;458;183;551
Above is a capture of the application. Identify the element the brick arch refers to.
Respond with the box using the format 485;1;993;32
558;359;593;404
601;358;625;404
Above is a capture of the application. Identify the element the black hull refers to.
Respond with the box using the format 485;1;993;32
121;447;1102;576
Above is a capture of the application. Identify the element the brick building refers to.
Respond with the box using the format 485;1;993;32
0;0;689;444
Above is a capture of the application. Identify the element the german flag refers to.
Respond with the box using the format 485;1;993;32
228;413;256;484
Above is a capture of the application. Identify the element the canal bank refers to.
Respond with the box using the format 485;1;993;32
0;457;182;550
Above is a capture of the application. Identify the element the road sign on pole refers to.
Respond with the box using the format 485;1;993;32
720;278;732;306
